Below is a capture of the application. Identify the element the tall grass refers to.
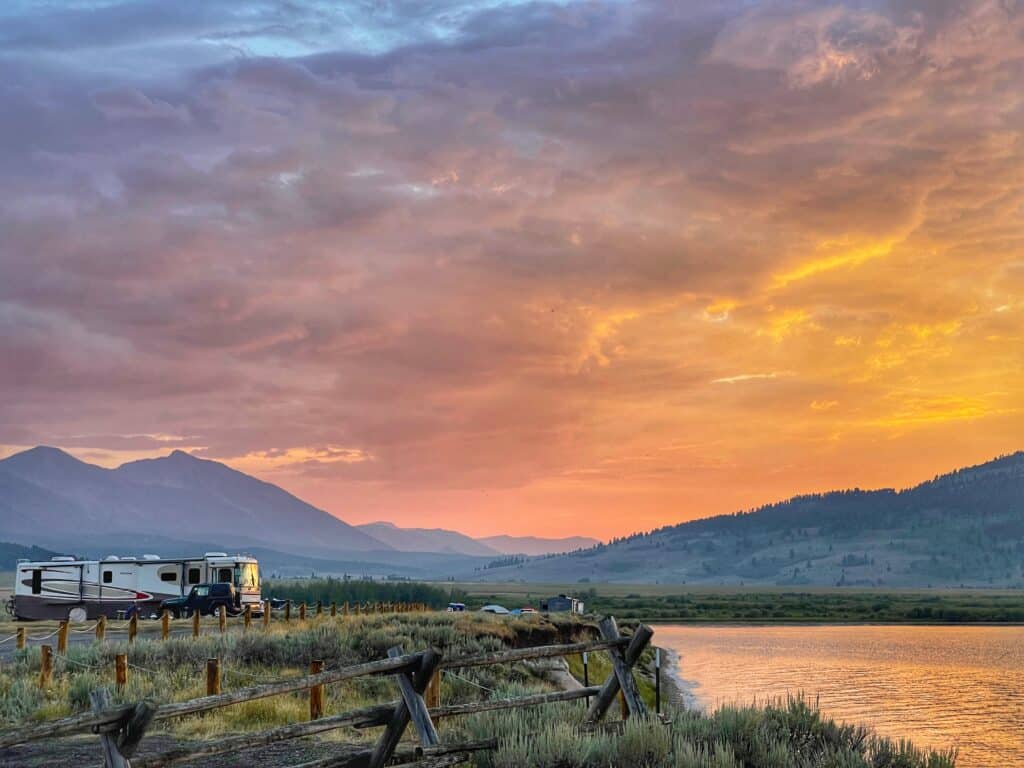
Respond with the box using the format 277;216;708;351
0;612;956;766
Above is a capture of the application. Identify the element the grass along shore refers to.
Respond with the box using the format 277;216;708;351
442;582;1024;624
0;609;955;767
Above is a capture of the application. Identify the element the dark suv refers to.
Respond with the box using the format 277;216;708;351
161;583;239;618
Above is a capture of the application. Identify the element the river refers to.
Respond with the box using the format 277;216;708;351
656;624;1024;767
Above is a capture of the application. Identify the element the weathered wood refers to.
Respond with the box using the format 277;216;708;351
285;600;291;622
391;646;440;745
331;602;337;617
263;600;271;629
429;684;603;720
39;645;52;689
368;647;441;768
244;604;252;632
0;652;425;747
115;654;127;691
309;660;324;720
316;600;323;616
58;621;69;654
16;627;25;650
299;603;306;621
441;638;627;670
90;689;129;768
161;610;170;640
192;610;200;638
128;615;137;644
585;618;653;722
95;615;106;643
218;605;226;633
206;658;220;696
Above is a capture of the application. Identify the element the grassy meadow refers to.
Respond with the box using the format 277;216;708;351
0;605;956;767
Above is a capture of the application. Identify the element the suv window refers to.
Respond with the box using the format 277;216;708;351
193;585;210;597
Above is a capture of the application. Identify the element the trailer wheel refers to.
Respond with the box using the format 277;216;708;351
3;598;13;616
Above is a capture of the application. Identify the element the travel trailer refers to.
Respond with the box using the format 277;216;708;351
8;553;261;621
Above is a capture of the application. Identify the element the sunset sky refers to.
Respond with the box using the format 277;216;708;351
1;1;1022;540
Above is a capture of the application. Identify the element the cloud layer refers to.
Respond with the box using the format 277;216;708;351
2;0;1023;538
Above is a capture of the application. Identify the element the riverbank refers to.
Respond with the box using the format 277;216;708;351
0;612;957;767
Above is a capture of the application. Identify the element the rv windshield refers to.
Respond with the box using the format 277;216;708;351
236;562;259;590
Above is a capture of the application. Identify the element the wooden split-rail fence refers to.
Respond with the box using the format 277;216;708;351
0;616;653;768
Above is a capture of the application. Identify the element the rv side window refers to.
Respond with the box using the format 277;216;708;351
160;572;177;582
188;568;201;585
217;568;232;583
103;571;113;584
31;569;42;594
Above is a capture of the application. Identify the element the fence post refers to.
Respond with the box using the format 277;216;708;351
128;615;137;645
39;645;53;689
369;646;441;768
585;617;653;723
90;689;130;768
343;601;349;617
218;605;226;634
161;610;170;641
285;600;291;623
206;658;221;696
115;654;127;692
309;660;324;720
331;602;337;617
316;600;323;617
299;603;306;622
16;627;25;650
263;600;271;629
58;620;69;654
192;610;200;638
244;605;252;632
96;615;106;643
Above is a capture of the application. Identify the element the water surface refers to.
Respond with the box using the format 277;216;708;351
657;625;1024;767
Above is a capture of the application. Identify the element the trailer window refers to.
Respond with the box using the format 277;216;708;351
31;569;42;594
160;572;177;582
217;568;232;583
188;568;201;585
103;570;113;584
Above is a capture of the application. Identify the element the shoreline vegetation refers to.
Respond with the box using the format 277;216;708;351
0;586;956;767
440;582;1024;624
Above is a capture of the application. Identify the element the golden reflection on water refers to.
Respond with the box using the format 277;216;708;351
657;625;1024;767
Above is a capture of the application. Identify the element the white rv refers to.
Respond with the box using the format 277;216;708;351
9;552;261;621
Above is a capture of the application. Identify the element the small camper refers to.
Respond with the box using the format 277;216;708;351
9;552;261;621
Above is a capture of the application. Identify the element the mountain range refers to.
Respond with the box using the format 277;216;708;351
0;447;598;566
478;452;1024;587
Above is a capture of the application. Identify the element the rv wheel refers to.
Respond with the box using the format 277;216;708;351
68;607;87;623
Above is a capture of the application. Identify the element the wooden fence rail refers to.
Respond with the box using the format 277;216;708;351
0;616;652;768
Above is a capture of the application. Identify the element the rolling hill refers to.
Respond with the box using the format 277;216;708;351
355;522;500;557
478;453;1024;587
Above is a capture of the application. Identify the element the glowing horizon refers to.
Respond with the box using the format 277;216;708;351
1;2;1022;540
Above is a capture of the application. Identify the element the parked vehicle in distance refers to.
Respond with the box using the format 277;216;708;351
446;602;466;612
11;552;261;621
479;604;510;615
510;607;538;616
161;582;239;618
